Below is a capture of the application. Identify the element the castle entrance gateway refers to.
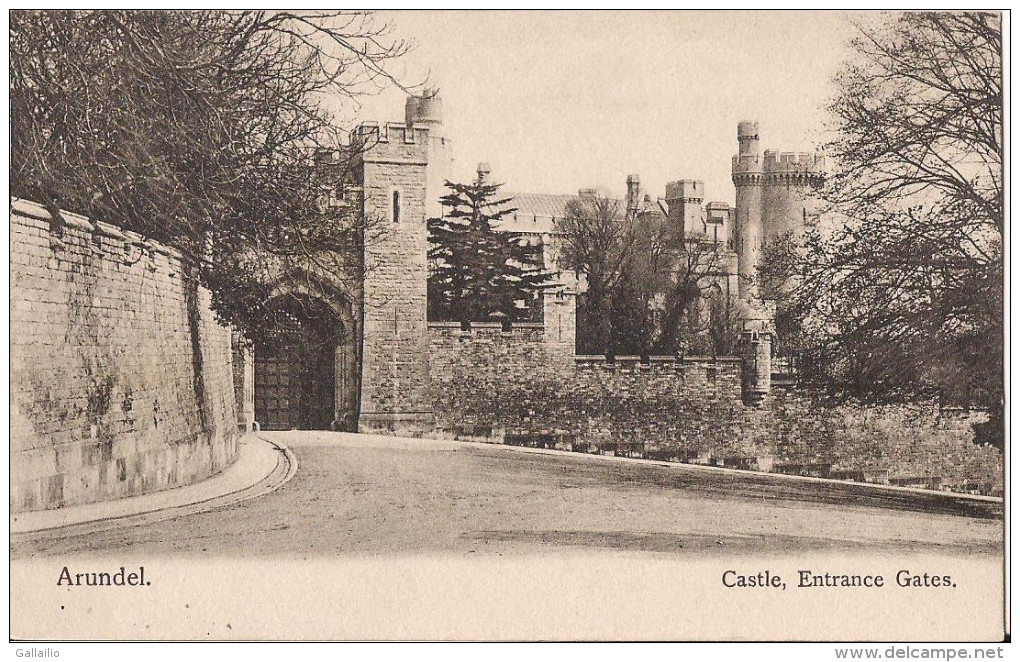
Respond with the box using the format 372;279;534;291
253;294;353;431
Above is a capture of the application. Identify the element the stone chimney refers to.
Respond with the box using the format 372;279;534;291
476;162;491;184
625;174;641;217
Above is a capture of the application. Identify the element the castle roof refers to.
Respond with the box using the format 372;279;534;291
497;191;668;234
496;192;580;234
641;197;670;220
506;192;578;220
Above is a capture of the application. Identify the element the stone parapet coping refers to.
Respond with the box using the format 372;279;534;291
574;355;741;364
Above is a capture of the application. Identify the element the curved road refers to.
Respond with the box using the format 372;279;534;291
11;432;1002;558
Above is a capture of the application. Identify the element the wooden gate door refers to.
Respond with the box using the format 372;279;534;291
254;309;336;431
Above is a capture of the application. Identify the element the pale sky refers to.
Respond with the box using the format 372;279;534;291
344;10;861;205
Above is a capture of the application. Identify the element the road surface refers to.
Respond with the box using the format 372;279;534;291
10;431;1002;559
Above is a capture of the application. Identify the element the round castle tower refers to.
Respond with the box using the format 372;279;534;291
405;88;453;220
761;150;826;244
732;121;825;301
731;121;825;403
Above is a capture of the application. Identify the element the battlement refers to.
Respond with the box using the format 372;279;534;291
665;179;704;201
731;154;763;176
353;121;432;144
763;150;826;175
353;121;432;146
352;121;431;163
737;120;759;140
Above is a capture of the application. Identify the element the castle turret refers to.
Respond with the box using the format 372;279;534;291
736;120;760;158
731;121;826;404
665;179;704;240
761;150;826;245
405;88;452;220
732;121;769;404
732;121;763;300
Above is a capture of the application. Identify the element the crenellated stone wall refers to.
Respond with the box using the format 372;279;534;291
428;320;746;450
426;324;1002;495
10;199;239;513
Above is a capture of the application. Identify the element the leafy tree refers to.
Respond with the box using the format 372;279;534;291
656;238;732;357
10;10;412;341
763;12;1003;447
556;194;636;355
557;192;734;357
427;179;553;328
608;260;655;358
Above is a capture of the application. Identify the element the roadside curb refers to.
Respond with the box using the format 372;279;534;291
10;434;298;539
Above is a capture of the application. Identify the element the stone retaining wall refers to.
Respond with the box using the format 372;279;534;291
10;199;239;512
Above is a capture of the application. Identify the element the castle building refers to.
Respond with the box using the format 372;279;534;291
235;92;445;436
233;95;825;434
491;121;824;397
17;93;1001;514
501;177;740;354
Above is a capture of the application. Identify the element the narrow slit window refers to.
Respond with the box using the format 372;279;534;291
392;190;401;223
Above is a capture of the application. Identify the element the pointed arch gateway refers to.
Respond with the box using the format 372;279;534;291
249;274;360;432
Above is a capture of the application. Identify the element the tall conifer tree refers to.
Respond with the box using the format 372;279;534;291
427;179;553;327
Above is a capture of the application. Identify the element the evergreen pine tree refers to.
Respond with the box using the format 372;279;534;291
427;178;553;328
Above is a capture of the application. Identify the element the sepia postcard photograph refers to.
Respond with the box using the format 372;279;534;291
8;9;1007;649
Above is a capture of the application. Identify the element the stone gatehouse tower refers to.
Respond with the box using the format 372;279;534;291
353;114;436;434
235;93;441;434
